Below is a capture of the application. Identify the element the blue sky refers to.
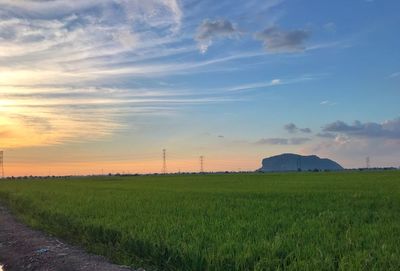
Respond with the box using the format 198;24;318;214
0;0;399;175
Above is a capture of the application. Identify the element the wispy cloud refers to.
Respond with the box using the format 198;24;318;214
320;100;336;106
0;0;340;151
323;22;337;33
0;84;238;148
226;74;320;92
316;132;336;138
227;79;282;92
389;72;400;78
256;137;311;145
0;2;283;153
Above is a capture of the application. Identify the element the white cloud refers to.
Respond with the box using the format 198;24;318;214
0;0;182;27
0;0;183;62
226;74;318;92
271;79;281;85
320;100;336;106
334;134;351;145
389;72;400;78
0;1;260;149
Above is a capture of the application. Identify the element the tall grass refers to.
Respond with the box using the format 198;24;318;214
1;171;400;270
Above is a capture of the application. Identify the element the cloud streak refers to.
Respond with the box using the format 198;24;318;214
0;0;334;152
256;137;311;145
225;74;321;92
0;84;239;148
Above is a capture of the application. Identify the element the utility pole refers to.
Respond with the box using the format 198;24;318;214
162;149;167;174
366;156;370;169
0;151;3;178
200;155;204;173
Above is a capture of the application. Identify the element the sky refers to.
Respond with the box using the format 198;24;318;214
0;0;399;176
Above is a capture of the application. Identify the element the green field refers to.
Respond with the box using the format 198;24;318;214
1;172;400;270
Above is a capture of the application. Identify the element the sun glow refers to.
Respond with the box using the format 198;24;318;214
0;69;84;86
0;84;121;149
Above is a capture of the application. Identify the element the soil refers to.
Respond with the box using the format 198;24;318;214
0;205;138;271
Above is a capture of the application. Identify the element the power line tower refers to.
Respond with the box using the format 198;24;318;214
296;156;302;171
366;156;370;169
200;156;204;173
162;149;167;174
0;151;4;178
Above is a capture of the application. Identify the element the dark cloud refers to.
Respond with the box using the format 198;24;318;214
257;138;288;145
284;123;312;134
323;118;400;139
290;137;311;144
0;26;17;41
195;19;238;53
256;137;311;145
255;26;310;53
316;132;336;138
20;34;46;43
196;19;236;40
300;127;312;133
284;123;297;133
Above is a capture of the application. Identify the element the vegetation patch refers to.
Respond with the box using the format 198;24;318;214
1;172;400;270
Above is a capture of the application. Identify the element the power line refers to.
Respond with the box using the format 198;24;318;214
162;149;167;174
200;155;204;173
0;151;4;178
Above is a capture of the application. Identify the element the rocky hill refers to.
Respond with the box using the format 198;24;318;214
259;153;343;172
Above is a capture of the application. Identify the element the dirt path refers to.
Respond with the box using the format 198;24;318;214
0;205;137;271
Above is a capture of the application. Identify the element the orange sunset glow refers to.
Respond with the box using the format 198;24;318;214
0;0;399;177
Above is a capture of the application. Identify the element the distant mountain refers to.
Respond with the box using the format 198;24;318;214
258;153;343;172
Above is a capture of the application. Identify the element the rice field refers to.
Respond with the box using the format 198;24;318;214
0;171;400;270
